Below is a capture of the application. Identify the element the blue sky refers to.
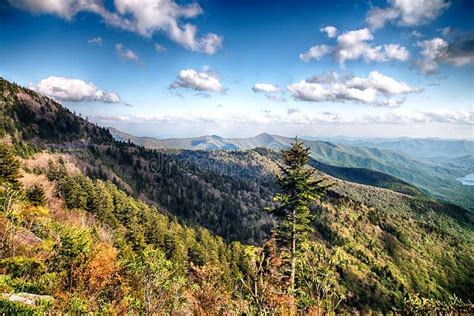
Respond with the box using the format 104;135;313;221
0;0;473;138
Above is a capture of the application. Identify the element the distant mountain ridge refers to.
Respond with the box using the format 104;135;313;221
108;127;474;211
110;128;473;158
109;127;287;150
305;136;474;159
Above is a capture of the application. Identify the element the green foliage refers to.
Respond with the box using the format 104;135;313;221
0;299;39;314
310;160;425;197
272;139;330;246
270;138;331;294
0;257;45;279
26;184;46;206
296;243;347;312
131;246;186;313
50;224;92;277
403;293;474;315
0;142;21;188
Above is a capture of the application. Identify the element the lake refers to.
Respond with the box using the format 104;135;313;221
457;173;474;186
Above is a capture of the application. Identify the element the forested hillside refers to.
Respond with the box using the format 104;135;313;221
1;78;473;313
110;127;474;211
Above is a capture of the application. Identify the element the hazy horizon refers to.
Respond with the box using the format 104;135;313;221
105;124;474;141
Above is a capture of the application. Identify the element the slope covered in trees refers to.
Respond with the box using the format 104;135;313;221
109;126;474;211
0;144;251;313
1;77;473;313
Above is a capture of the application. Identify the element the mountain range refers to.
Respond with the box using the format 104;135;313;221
109;127;474;211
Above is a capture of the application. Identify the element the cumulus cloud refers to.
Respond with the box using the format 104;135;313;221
87;36;102;45
252;83;279;93
170;68;224;92
300;28;410;65
299;45;333;62
366;0;451;30
7;0;97;19
287;108;300;115
116;43;139;62
416;34;474;74
320;26;338;38
383;44;410;61
7;0;223;55
334;28;410;65
287;71;421;106
252;83;287;102
194;33;224;55
288;80;376;104
345;71;421;95
33;76;120;103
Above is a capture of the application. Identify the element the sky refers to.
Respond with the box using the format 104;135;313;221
0;0;473;139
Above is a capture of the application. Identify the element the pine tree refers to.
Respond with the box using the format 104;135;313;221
0;143;21;188
270;137;330;295
26;184;46;206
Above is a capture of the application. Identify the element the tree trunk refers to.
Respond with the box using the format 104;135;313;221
290;209;296;294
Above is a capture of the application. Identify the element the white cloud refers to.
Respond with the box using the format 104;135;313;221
252;83;279;93
287;71;421;106
33;76;120;103
170;68;224;92
334;28;378;64
366;0;451;30
252;84;287;102
154;43;166;53
91;110;473;126
113;0;221;55
320;26;338;38
195;33;223;55
116;43;139;62
7;0;97;19
335;28;410;65
366;7;399;30
8;0;223;55
287;80;377;104
416;35;474;74
383;44;410;61
300;28;410;65
299;45;333;62
87;36;102;45
346;71;421;95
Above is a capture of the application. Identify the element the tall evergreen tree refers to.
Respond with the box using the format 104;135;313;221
26;184;46;206
270;137;330;294
0;143;20;188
